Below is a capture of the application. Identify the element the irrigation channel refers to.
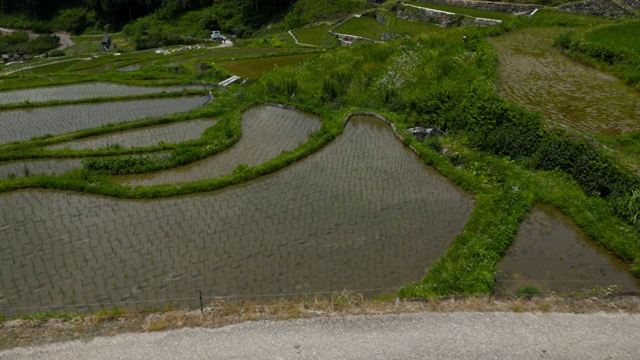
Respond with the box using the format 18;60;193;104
0;114;474;316
491;27;640;136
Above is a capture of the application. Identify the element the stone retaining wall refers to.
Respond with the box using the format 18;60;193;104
556;0;635;18
397;5;502;27
619;0;640;10
413;0;539;13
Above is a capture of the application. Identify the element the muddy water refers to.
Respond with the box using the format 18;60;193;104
0;97;206;144
47;119;217;151
492;27;640;136
0;153;170;179
0;83;199;105
118;105;322;185
495;204;640;295
0;158;83;179
0;115;473;316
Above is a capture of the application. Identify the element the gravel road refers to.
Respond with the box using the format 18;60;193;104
1;312;639;359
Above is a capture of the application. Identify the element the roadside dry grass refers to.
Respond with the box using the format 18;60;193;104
2;294;640;351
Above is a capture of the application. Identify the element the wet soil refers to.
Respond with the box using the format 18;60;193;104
491;27;640;136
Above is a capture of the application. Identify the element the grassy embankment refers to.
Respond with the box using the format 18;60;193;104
552;21;640;174
0;6;639;297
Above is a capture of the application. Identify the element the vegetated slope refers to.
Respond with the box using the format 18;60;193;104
555;21;640;90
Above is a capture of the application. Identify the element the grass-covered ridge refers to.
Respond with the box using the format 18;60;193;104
554;21;640;90
1;0;639;301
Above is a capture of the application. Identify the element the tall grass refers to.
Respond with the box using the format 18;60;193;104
585;21;640;56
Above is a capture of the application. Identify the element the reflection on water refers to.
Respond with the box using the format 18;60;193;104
495;204;640;294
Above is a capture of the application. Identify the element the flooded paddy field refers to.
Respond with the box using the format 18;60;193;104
166;47;316;67
119;105;321;186
0;96;206;144
47;119;217;151
0;83;199;105
0;159;83;179
495;204;640;295
492;27;640;136
219;54;317;79
0;115;474;316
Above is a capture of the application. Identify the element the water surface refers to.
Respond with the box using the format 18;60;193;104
0;115;474;316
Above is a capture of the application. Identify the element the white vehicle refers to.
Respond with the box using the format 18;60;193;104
211;30;226;43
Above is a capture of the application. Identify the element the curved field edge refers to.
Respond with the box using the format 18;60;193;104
553;23;640;92
1;12;639;298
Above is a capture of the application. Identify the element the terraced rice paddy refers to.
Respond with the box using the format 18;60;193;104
492;27;640;136
495;205;640;294
334;16;385;41
0;159;83;179
119;105;321;185
0;83;199;105
47;119;217;151
219;54;316;79
0;96;206;144
291;24;333;46
0;115;474;316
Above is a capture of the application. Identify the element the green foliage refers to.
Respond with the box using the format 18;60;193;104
57;7;91;34
0;31;60;55
556;23;640;90
515;285;544;296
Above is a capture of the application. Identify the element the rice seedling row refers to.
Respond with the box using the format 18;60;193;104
0;116;473;316
491;27;640;136
0;83;201;105
0;96;206;144
119;105;322;185
47;119;218;151
0;159;83;179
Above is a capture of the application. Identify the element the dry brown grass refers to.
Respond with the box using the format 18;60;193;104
2;294;640;351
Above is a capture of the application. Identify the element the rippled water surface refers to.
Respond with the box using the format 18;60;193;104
0;115;474;316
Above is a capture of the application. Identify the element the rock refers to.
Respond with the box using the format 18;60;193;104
407;126;445;142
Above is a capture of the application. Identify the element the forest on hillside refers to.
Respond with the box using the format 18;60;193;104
0;0;296;33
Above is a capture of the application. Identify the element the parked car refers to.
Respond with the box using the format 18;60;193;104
211;30;226;43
